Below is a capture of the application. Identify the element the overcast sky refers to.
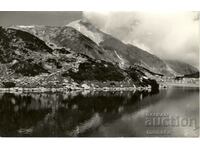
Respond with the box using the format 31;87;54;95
0;11;199;68
83;11;199;68
0;11;82;26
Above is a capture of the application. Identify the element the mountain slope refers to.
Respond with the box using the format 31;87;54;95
165;60;199;75
67;19;199;76
0;27;116;85
12;23;169;75
0;27;52;63
12;20;198;77
0;27;52;77
67;19;104;44
0;26;158;90
67;19;171;75
11;25;118;64
184;72;199;78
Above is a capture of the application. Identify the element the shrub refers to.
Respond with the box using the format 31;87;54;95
11;61;49;76
2;82;16;88
62;61;125;82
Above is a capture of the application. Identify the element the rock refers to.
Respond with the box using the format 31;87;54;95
81;84;90;90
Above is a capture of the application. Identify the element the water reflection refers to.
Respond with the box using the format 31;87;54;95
89;87;199;137
0;87;198;137
0;90;157;137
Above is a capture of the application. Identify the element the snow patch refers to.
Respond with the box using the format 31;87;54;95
18;25;35;28
114;50;126;68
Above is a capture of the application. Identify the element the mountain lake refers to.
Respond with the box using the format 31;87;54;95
0;86;199;137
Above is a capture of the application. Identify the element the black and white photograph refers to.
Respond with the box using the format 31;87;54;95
0;1;199;141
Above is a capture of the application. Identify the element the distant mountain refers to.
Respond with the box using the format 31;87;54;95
0;26;157;89
184;72;199;78
165;60;199;75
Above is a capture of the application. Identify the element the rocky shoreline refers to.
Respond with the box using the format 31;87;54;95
0;85;152;93
165;82;199;88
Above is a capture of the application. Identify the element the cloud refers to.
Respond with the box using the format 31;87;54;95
83;11;199;68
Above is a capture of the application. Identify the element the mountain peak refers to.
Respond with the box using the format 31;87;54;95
9;25;43;29
67;19;104;45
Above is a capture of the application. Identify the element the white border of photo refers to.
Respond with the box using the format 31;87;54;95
0;0;199;150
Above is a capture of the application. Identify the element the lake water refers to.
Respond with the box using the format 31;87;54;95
0;87;199;137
